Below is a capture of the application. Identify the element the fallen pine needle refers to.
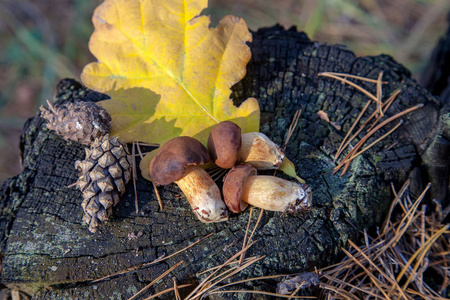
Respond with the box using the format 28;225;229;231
128;260;183;300
206;289;316;299
208;166;228;181
184;241;257;299
340;247;393;300
334;103;423;175
248;208;264;244
289;282;308;300
152;181;163;211
134;141;162;210
398;225;448;289
142;284;190;300
132;142;139;214
367;88;400;132
344;119;403;163
318;72;388;84
197;256;258;276
239;206;254;265
212;273;301;291
318;72;379;102
284;109;302;150
92;232;213;283
334;100;371;162
319;182;449;299
196;256;266;298
173;277;182;300
392;183;431;247
376;71;384;117
320;276;379;299
334;89;401;161
348;240;407;299
382;180;410;233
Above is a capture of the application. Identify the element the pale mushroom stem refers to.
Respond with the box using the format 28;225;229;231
175;165;229;223
241;175;312;213
239;132;285;169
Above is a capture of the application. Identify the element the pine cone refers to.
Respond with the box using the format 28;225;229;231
40;100;111;145
75;134;132;233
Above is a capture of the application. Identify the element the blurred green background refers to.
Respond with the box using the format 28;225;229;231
0;0;449;183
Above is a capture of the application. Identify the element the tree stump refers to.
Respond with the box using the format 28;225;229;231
1;26;448;299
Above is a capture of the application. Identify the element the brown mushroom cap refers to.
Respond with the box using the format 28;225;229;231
150;136;210;186
222;163;257;213
207;121;241;169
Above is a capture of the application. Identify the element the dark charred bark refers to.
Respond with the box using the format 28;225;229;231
420;12;450;101
420;12;450;207
0;26;447;299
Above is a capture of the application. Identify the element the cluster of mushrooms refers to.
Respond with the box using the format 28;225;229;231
149;121;312;223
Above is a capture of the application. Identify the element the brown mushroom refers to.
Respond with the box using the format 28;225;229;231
150;136;228;223
207;121;242;169
222;163;257;213
223;163;312;214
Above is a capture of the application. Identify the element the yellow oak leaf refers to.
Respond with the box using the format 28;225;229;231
81;0;260;145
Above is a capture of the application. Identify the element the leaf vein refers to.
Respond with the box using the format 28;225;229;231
111;6;218;123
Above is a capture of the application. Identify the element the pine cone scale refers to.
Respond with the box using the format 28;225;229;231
40;100;111;146
75;134;132;233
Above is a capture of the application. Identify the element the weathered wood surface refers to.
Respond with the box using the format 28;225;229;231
1;26;447;299
421;12;450;101
419;13;450;205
